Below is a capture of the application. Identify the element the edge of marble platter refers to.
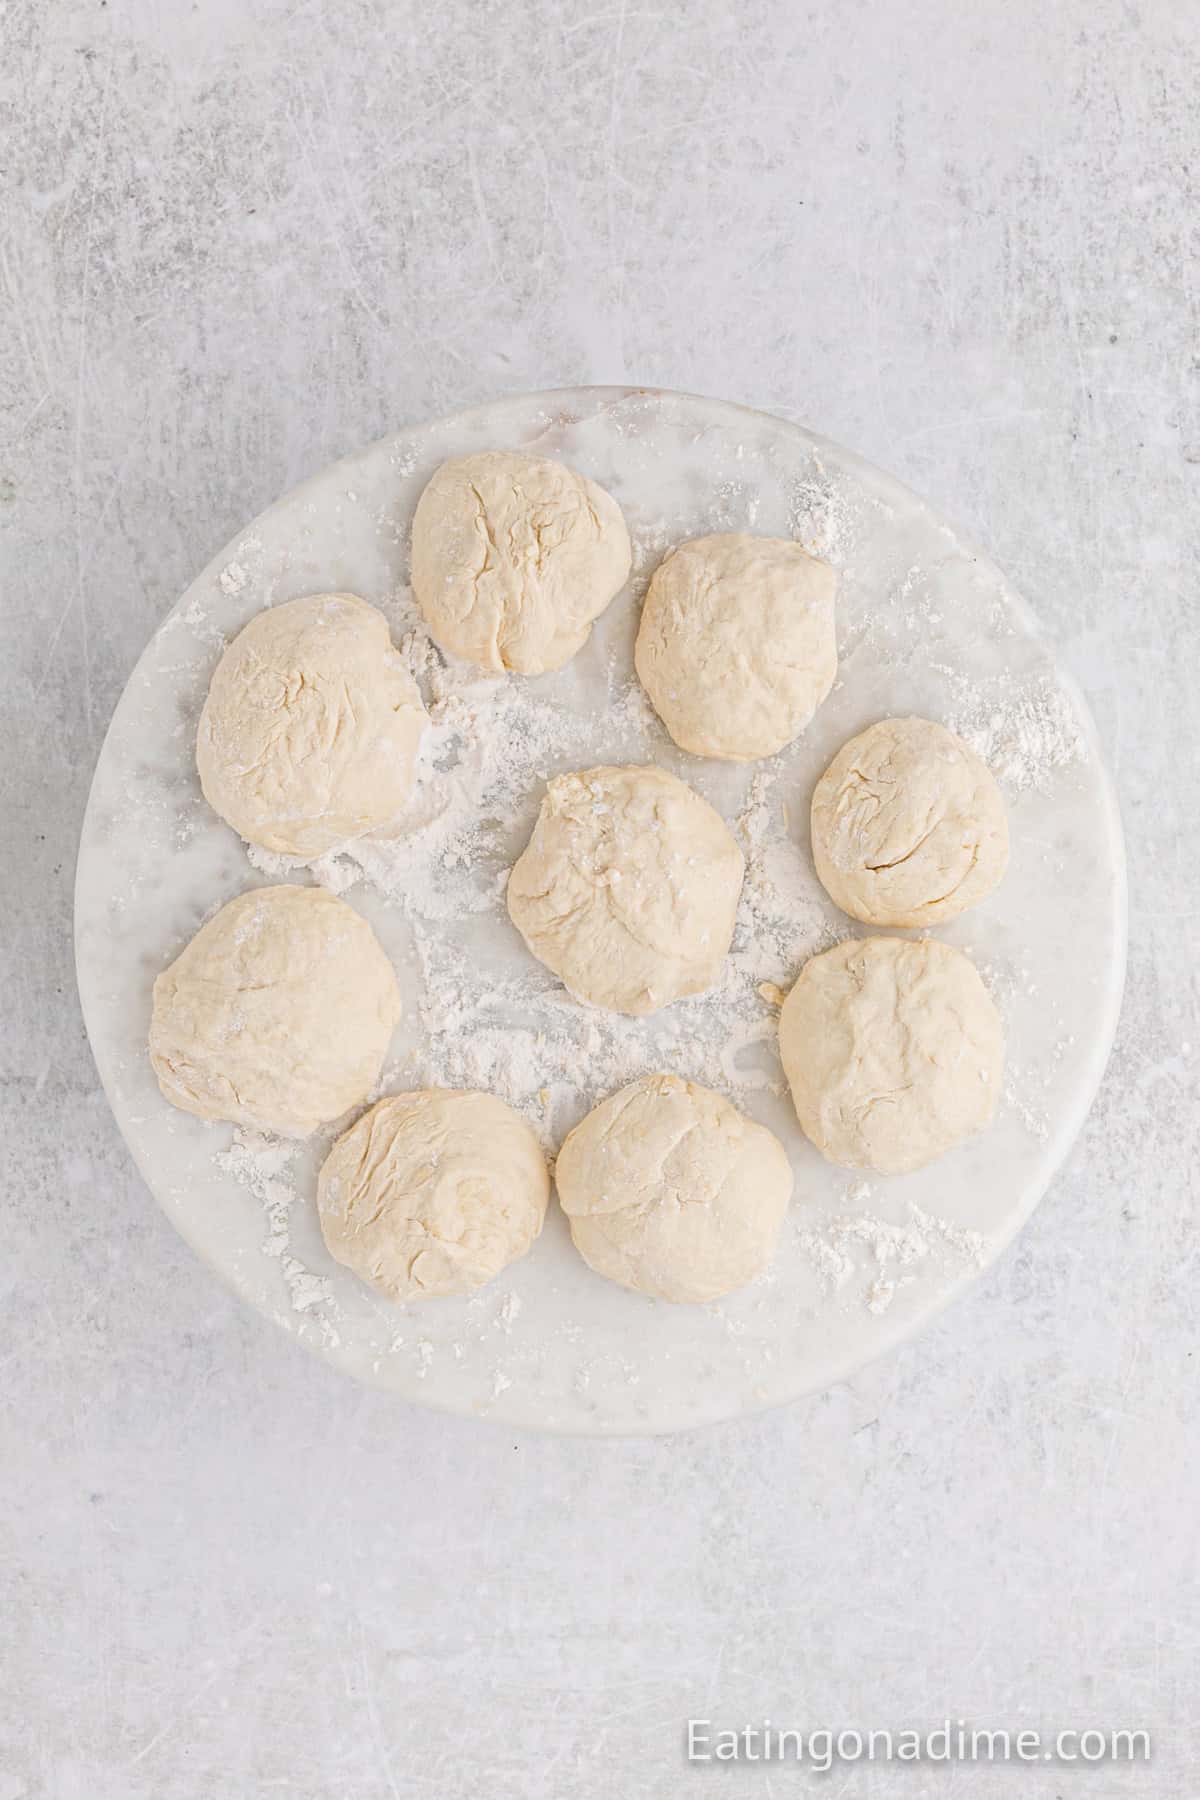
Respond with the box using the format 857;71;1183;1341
74;385;1128;1435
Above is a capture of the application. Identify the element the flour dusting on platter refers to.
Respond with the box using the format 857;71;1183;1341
231;526;1084;1373
75;388;1124;1431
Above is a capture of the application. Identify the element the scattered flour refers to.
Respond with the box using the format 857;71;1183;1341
180;416;1093;1407
797;1184;988;1318
945;670;1087;792
246;580;837;1147
215;1130;340;1343
788;455;855;561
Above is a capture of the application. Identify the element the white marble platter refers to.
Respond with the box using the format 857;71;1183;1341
74;386;1126;1433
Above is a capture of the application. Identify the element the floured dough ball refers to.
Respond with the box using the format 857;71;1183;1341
556;1074;792;1302
811;716;1009;926
197;593;426;859
779;935;1003;1175
410;450;631;675
635;533;837;760
506;764;744;1015
149;885;401;1138
318;1089;549;1300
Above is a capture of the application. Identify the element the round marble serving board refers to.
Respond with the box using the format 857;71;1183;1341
75;386;1125;1434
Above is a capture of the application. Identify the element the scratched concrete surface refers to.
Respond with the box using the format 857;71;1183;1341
1;1;1198;1795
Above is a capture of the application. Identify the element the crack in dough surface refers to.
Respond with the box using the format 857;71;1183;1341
779;935;1004;1175
505;764;745;1016
810;716;1008;927
318;1089;549;1300
555;1073;792;1302
197;592;426;860
411;451;631;675
148;885;402;1138
634;532;837;760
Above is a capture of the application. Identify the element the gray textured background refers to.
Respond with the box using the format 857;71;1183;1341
2;1;1198;1795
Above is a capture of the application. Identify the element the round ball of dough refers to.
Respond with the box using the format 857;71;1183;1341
779;935;1003;1175
635;533;837;760
197;593;426;859
318;1089;549;1300
556;1074;793;1303
410;450;631;675
149;885;401;1138
506;764;745;1015
811;716;1009;927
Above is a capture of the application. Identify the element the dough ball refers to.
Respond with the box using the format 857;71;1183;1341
149;885;401;1138
811;716;1009;927
197;593;426;859
506;764;744;1015
635;533;837;760
779;935;1003;1175
555;1074;792;1303
318;1089;549;1300
410;450;631;675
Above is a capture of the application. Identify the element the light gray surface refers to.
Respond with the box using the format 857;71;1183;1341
1;0;1196;1794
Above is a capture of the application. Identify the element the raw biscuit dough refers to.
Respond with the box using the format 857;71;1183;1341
811;716;1009;926
555;1073;793;1303
410;450;631;675
635;532;837;760
318;1089;549;1300
779;935;1003;1175
149;885;401;1138
197;593;426;859
506;764;745;1015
